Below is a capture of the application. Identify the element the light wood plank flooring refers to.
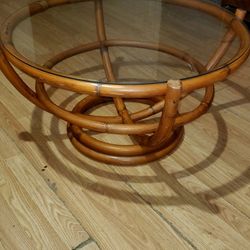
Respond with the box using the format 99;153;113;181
0;0;250;249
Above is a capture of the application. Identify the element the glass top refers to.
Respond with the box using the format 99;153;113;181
1;0;245;84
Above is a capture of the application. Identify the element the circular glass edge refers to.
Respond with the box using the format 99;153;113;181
0;0;249;86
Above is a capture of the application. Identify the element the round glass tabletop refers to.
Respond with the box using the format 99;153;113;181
0;0;248;84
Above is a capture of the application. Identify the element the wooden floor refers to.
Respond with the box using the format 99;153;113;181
0;1;250;249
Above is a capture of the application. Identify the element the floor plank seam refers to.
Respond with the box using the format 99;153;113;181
109;165;198;250
72;237;97;250
0;113;101;249
51;191;101;249
126;181;198;250
36;169;101;249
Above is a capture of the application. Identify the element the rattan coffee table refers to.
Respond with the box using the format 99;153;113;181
0;0;249;165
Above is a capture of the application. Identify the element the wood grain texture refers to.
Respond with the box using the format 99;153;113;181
0;154;91;249
0;192;37;250
0;241;6;250
0;0;250;249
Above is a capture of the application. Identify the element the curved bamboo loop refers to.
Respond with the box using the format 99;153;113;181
67;126;184;166
69;98;166;157
35;81;161;135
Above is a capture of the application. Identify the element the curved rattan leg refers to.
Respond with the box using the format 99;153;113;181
147;80;182;146
94;0;135;125
0;48;46;110
206;9;247;70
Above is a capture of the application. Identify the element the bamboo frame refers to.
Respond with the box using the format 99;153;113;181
0;0;249;165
